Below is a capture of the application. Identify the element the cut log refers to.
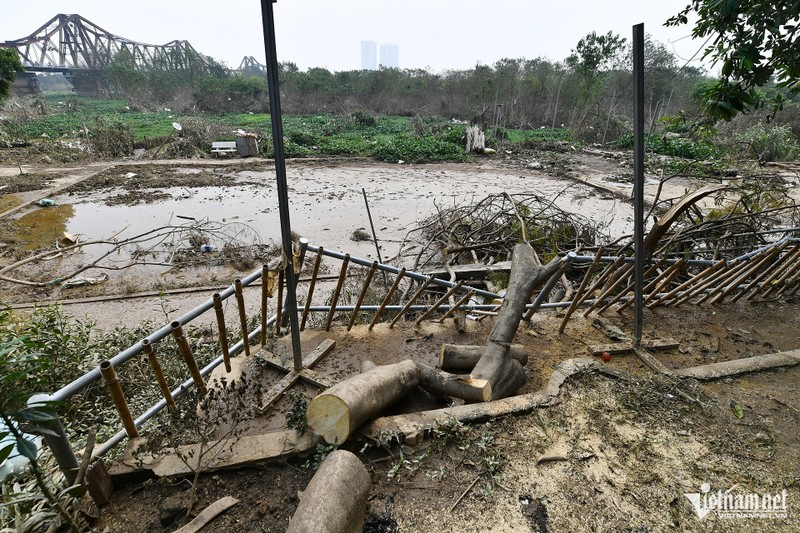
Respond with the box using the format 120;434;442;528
174;496;239;533
440;343;527;371
286;450;371;533
471;245;562;400
417;363;485;402
307;359;419;444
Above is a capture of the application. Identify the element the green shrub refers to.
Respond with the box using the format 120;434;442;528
371;134;466;163
88;117;134;157
615;132;722;160
736;123;800;162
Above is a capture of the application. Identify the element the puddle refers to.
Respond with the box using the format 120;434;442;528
11;204;75;250
0;194;23;213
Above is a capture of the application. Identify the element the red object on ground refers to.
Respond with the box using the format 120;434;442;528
601;352;612;362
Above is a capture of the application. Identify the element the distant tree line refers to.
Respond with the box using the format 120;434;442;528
65;31;796;143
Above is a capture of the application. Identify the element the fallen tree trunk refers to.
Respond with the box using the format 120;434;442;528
307;359;419;444
286;450;370;533
417;363;485;402
472;245;562;401
440;343;527;371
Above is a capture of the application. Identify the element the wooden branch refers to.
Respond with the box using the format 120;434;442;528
471;245;562;400
673;350;800;380
417;363;485;402
439;344;527;371
306;359;419;444
286;450;370;533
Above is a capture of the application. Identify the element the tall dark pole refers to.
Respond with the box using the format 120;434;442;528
632;23;645;347
261;0;302;370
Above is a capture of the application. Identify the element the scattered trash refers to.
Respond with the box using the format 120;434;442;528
593;318;630;342
730;400;745;419
36;198;56;207
61;273;109;289
61;232;78;245
200;244;215;252
601;352;612;362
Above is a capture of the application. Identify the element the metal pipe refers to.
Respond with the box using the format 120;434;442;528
711;246;781;304
632;22;645;347
27;393;79;484
325;254;350;331
92;314;279;458
758;247;800;299
305;244;502;301
559;247;603;333
390;275;436;328
525;252;576;320
261;0;302;370
348;260;378;331
50;262;272;403
260;264;269;346
300;247;323;330
416;281;464;325
141;339;176;410
212;293;231;372
604;257;667;313
437;290;476;322
171;322;206;394
579;255;627;317
370;268;406;330
745;246;800;301
275;269;284;336
100;361;139;438
654;259;725;307
234;279;250;357
584;263;634;316
643;259;685;308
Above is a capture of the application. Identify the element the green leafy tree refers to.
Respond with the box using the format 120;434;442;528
0;48;25;100
566;31;627;96
667;1;800;119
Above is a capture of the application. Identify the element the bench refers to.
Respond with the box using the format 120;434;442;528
211;141;238;157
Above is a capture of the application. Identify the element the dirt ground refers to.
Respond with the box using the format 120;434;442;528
1;149;799;532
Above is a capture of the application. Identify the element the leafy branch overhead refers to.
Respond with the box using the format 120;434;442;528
668;0;800;119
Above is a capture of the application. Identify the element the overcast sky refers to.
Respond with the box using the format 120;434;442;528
1;1;708;73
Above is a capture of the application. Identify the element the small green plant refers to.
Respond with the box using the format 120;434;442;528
284;390;309;433
736;123;800;162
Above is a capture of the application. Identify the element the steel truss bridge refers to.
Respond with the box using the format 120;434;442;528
1;14;206;73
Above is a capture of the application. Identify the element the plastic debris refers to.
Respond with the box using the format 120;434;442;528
36;198;56;207
61;273;109;289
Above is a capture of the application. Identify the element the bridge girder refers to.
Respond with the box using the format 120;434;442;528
1;14;204;73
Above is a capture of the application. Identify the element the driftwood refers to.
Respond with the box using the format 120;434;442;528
439;343;527;371
673;349;800;380
306;360;419;444
286;450;370;533
471;245;562;401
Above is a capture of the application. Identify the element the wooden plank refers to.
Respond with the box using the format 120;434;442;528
299;368;335;389
113;430;321;479
673;350;800;381
259;372;300;412
302;338;336;368
633;348;672;375
588;343;633;356
588;338;678;356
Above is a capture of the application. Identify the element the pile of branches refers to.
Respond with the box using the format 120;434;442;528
396;192;609;272
0;219;278;287
652;175;800;260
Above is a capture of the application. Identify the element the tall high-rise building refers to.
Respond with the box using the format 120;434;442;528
380;43;399;68
361;40;377;70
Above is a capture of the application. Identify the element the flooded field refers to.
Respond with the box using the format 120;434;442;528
3;159;632;284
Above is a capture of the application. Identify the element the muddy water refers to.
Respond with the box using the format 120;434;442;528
12;203;74;250
10;162;633;280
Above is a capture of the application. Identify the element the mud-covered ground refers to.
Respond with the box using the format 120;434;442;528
2;149;799;532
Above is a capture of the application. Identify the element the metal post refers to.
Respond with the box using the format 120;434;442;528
261;0;302;371
27;393;80;485
632;23;645;347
